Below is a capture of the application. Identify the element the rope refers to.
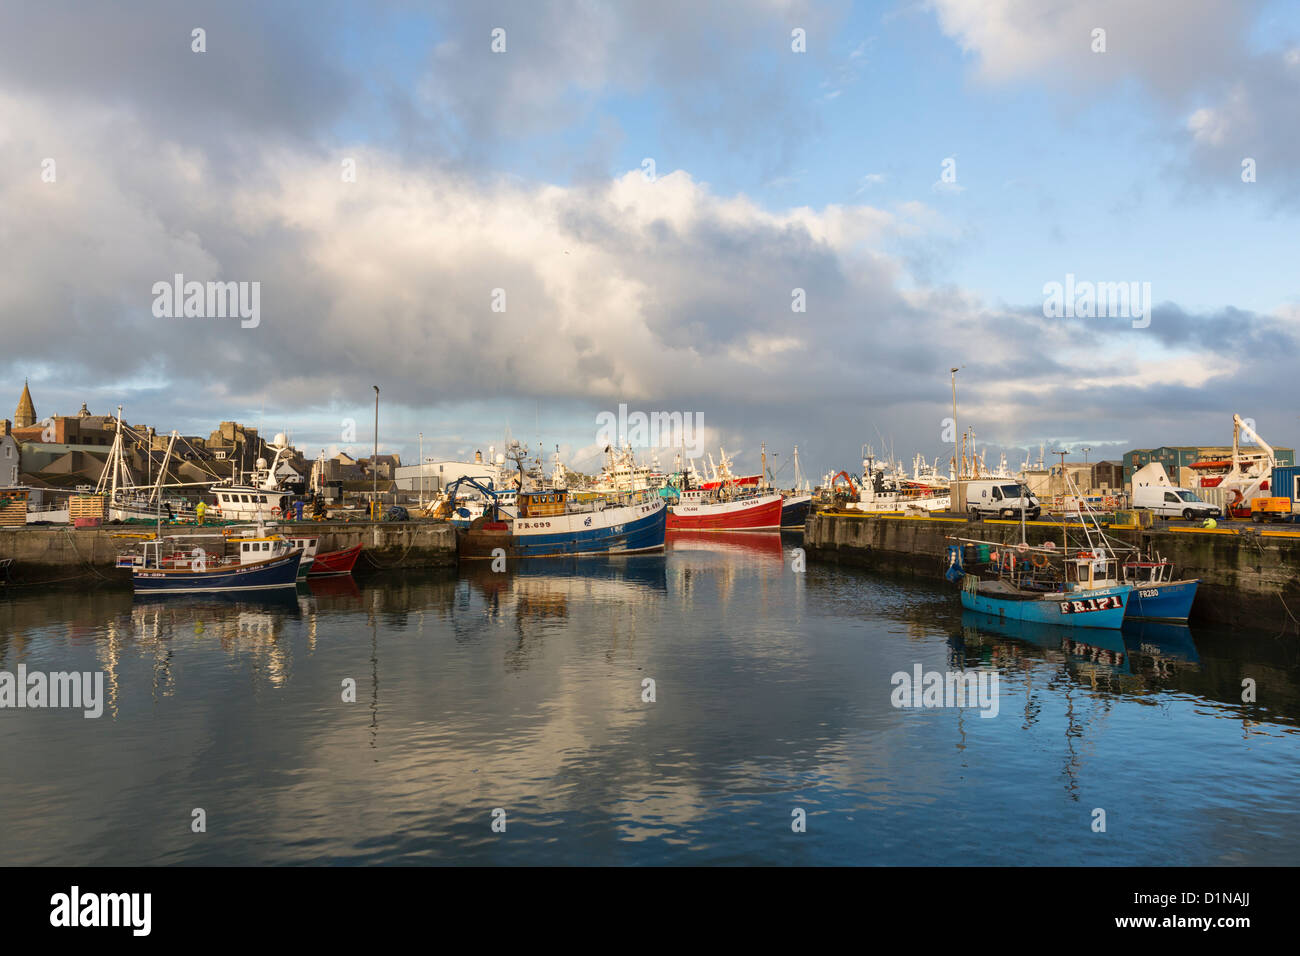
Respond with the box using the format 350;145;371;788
359;525;421;569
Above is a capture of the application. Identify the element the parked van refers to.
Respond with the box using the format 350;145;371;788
965;480;1041;520
1132;485;1221;520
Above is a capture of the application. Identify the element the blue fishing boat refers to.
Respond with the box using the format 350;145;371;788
118;532;303;593
457;489;667;559
947;542;1132;629
1119;556;1199;621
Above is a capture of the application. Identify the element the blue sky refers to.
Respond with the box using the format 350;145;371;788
2;0;1299;478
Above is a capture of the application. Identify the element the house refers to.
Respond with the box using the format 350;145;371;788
0;422;19;486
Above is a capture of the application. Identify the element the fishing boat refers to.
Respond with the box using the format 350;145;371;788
1118;552;1199;621
116;531;303;593
780;493;812;527
590;444;668;493
696;446;761;491
947;540;1132;629
843;447;951;513
775;445;813;528
280;532;364;577
209;434;298;522
303;541;363;576
456;488;667;559
666;488;784;531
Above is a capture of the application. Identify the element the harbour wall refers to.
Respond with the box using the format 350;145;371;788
804;511;1300;631
0;520;458;587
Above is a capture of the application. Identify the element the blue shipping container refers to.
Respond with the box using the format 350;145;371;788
1272;465;1300;503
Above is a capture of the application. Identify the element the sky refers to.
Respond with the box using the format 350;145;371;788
1;0;1298;481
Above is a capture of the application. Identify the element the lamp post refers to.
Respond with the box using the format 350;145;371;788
950;367;961;478
372;385;379;520
418;432;424;509
1082;446;1092;493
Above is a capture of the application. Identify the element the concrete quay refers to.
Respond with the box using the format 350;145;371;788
804;510;1300;630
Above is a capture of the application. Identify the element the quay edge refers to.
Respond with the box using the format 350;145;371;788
0;520;457;587
803;510;1300;631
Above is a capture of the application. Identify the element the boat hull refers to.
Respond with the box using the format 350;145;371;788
1124;578;1198;621
132;551;303;593
960;583;1132;629
459;497;667;559
779;494;812;528
308;543;363;576
667;492;783;531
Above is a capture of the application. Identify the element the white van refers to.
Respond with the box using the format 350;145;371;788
965;480;1041;520
1132;485;1221;520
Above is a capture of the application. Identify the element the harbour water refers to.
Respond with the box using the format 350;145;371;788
1;533;1296;866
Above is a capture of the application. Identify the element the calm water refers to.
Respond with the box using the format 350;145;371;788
1;531;1297;866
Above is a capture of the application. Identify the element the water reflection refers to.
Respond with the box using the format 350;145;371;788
955;608;1298;731
0;550;1297;865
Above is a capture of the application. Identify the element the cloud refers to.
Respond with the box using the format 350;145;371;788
2;0;1299;478
927;0;1300;203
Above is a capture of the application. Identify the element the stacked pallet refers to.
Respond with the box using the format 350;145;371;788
69;494;107;521
0;487;29;527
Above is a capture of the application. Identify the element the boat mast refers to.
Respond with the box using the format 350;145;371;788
150;431;177;504
1054;450;1068;552
111;405;124;503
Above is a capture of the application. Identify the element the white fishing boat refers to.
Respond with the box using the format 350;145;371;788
846;446;951;513
590;443;668;493
210;434;297;521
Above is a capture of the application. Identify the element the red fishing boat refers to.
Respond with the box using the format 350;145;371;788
307;542;363;576
666;489;783;531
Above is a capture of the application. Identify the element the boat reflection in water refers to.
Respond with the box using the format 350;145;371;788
305;574;363;602
129;589;306;693
667;530;784;562
461;554;669;617
1121;618;1200;665
958;608;1131;675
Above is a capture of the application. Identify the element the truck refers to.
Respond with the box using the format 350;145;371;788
964;480;1041;520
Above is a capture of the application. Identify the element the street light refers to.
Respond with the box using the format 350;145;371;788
418;431;423;509
372;385;379;520
950;366;962;478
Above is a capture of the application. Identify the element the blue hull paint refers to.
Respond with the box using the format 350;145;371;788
780;497;812;527
133;552;303;593
1124;579;1198;621
960;584;1132;629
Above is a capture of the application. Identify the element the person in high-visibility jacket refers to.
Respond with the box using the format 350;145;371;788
196;500;207;526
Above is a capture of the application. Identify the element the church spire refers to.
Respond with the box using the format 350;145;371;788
14;379;35;428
